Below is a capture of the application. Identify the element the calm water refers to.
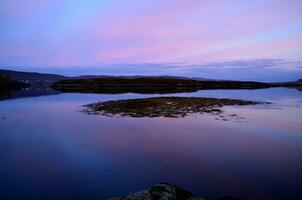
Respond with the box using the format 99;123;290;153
0;88;302;200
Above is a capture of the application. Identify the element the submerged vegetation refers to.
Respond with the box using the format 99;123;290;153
85;97;262;119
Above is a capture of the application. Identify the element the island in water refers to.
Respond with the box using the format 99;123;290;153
84;96;264;120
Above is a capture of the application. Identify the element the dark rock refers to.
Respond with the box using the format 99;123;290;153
108;184;248;200
217;195;248;200
107;184;205;200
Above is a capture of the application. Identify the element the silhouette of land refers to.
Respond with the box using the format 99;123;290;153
51;77;302;94
0;75;29;98
1;69;302;96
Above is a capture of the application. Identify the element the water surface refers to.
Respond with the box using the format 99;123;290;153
0;88;302;200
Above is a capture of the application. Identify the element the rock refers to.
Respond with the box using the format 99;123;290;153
107;183;246;200
150;184;177;199
108;197;122;200
125;190;152;200
107;183;207;200
217;196;247;200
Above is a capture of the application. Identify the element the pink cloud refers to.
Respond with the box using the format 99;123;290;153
1;0;302;66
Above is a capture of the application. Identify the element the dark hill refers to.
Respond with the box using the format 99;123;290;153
0;75;29;98
51;77;272;95
0;69;67;86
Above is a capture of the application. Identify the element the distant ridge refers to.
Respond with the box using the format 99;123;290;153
1;69;301;87
0;69;212;83
76;75;212;81
0;69;67;82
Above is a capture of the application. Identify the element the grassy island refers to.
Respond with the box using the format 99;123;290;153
85;97;263;118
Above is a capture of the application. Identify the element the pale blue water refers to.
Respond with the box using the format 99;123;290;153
0;88;302;200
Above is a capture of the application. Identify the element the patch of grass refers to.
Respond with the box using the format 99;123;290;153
84;97;263;118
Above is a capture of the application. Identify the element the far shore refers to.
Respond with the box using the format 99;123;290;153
51;76;302;94
1;68;301;96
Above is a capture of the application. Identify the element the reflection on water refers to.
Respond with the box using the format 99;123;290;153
0;88;302;200
52;86;200;94
0;87;61;100
0;88;14;99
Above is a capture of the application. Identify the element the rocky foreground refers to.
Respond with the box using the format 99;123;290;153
108;183;246;200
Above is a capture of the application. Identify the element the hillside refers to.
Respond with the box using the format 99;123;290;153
0;75;29;98
0;69;211;85
0;69;67;85
0;75;28;88
1;69;301;93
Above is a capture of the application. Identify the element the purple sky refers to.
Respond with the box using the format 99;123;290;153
0;0;302;81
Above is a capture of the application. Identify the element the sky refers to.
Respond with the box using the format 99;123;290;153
0;0;302;81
